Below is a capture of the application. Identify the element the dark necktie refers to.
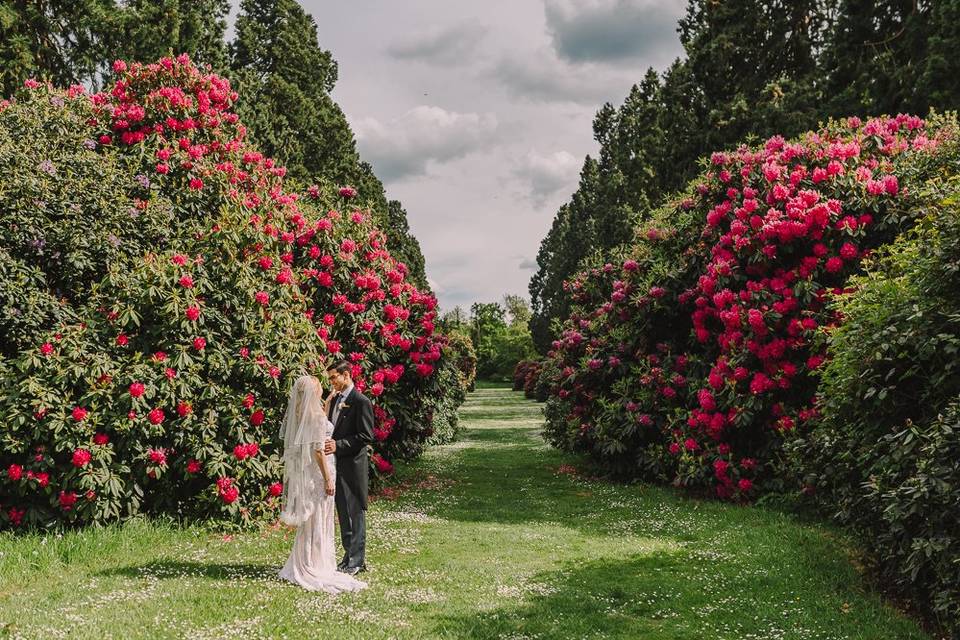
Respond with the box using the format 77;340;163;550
333;392;346;422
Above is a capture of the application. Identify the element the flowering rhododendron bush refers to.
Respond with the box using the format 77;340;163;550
0;56;465;529
0;80;209;358
541;112;960;498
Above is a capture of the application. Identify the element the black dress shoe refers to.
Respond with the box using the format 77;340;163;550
342;565;366;576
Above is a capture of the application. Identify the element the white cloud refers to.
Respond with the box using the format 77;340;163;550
353;106;499;182
386;22;488;66
544;0;686;64
515;149;581;207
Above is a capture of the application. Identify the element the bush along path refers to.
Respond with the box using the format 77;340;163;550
0;384;931;639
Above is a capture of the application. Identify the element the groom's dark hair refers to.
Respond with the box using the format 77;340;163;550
327;360;352;376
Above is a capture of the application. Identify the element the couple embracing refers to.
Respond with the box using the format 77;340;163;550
277;361;374;594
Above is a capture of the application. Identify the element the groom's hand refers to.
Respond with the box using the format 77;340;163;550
323;439;336;455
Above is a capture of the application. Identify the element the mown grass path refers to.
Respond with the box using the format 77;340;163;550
0;384;930;639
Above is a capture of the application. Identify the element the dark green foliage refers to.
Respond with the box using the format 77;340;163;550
0;0;229;94
383;200;428;290
422;355;468;447
820;0;960;119
0;0;112;94
229;0;352;187
100;0;230;75
790;204;960;634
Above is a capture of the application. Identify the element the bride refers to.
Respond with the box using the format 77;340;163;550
277;374;368;594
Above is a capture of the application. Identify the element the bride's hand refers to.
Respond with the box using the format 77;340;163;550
325;479;335;496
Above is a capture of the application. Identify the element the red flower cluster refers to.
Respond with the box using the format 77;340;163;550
71;449;92;468
543;114;951;498
233;442;259;461
0;54;458;529
216;476;239;504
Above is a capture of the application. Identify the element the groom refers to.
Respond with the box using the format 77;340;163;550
323;361;374;576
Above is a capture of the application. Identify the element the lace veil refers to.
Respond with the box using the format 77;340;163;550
279;375;329;526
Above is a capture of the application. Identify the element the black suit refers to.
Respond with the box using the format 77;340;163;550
329;386;374;569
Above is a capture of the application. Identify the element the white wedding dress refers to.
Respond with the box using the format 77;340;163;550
278;376;367;594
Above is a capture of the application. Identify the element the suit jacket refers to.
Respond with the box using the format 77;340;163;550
329;386;374;508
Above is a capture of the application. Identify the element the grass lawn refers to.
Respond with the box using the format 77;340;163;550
0;385;931;639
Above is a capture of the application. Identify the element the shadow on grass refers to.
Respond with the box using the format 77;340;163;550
96;560;279;581
424;426;727;541
432;554;698;639
430;550;929;640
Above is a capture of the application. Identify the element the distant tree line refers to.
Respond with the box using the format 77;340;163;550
440;295;537;381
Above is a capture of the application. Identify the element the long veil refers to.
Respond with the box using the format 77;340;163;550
279;375;328;526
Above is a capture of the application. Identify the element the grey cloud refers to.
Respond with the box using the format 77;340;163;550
514;149;581;207
386;22;487;65
519;258;538;270
353;106;498;182
544;0;686;64
493;52;635;105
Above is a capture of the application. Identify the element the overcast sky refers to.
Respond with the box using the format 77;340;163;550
292;0;687;313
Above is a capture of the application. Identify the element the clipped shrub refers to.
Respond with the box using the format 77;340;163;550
0;56;460;529
445;331;477;392
788;204;960;633
532;358;556;403
522;361;543;399
513;359;537;391
541;112;959;497
422;354;469;447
